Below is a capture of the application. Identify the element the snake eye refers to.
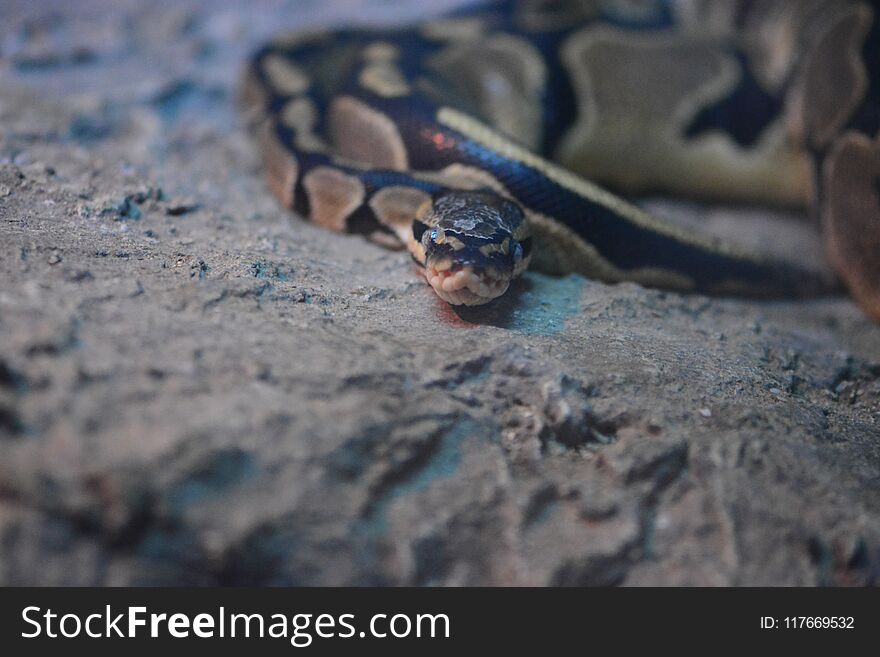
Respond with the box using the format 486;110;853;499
513;242;523;262
430;228;439;241
412;220;429;242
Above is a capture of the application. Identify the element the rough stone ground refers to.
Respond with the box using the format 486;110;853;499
1;0;879;586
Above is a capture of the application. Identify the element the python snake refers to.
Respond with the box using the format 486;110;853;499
240;0;880;317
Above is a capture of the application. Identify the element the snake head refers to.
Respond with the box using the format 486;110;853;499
410;190;532;306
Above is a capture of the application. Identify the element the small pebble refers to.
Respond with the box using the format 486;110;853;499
699;408;711;418
166;198;200;216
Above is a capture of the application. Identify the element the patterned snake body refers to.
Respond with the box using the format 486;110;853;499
241;0;880;314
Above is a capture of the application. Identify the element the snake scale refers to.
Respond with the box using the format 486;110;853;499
241;0;880;318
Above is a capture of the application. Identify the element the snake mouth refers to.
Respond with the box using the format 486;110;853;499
425;259;510;306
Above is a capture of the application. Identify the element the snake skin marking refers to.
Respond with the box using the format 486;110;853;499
258;122;299;209
726;2;822;94
822;132;880;321
359;39;410;97
599;0;670;25
668;0;777;100
280;97;330;152
261;54;310;96
437;232;467;250
239;67;270;127
363;41;401;62
673;1;861;104
800;3;873;150
302;167;365;232
427;33;547;150
328;96;409;169
479;238;511;257
420;17;487;42
433;103;825;295
524;209;695;290
556;26;810;206
368;185;432;244
515;0;599;32
269;28;331;51
741;8;803;94
414;163;510;197
436;105;758;261
408;199;432;265
358;62;411;98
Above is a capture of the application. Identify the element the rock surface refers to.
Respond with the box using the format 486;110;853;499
1;0;879;586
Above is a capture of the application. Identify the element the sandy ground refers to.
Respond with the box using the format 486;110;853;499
1;0;879;585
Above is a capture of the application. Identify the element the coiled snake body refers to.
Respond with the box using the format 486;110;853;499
241;0;880;317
